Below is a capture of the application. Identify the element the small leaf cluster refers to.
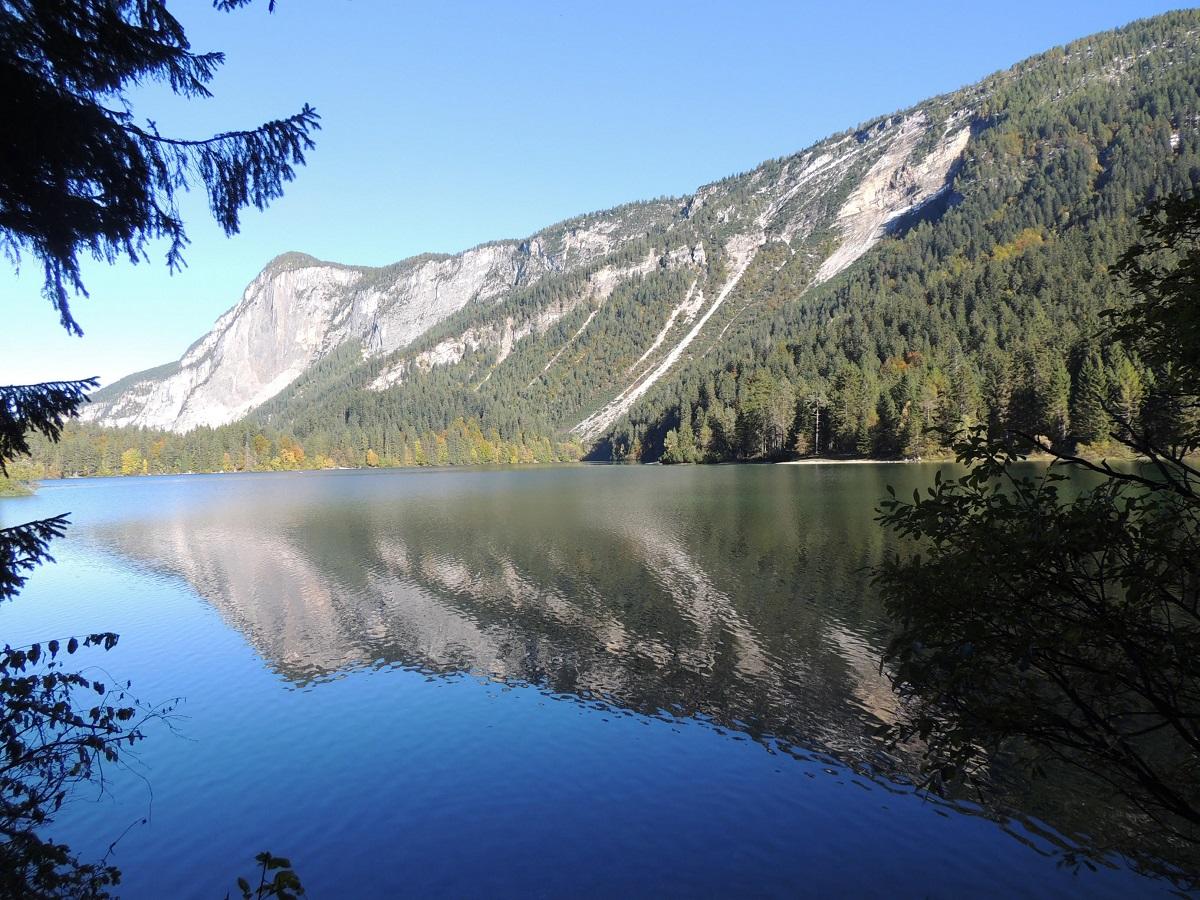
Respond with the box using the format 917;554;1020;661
231;852;305;900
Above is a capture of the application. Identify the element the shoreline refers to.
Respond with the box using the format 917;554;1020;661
775;458;938;466
4;453;1151;492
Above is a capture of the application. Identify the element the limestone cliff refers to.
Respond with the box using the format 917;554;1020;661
85;13;1194;446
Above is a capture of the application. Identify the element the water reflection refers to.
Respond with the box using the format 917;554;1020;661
90;465;904;764
8;464;1173;894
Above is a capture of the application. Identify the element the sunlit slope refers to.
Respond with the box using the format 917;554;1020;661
87;12;1200;462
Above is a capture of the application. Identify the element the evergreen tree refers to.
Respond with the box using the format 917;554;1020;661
874;392;901;457
1110;353;1145;431
0;1;318;891
981;350;1013;440
1071;351;1111;447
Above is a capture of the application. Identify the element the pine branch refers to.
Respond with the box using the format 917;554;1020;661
0;0;316;334
0;516;69;601
0;381;97;473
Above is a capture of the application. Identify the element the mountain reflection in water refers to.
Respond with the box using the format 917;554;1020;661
1;464;1175;896
93;464;901;763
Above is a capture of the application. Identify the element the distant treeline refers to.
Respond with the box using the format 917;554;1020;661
19;418;581;478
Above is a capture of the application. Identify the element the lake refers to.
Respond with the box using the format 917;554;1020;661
0;464;1172;897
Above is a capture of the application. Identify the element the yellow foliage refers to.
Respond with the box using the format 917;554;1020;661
997;130;1025;158
991;228;1045;263
119;447;143;476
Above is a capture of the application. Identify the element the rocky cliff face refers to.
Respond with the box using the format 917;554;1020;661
87;12;1186;443
86;103;972;435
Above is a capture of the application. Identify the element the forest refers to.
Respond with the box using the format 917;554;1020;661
604;14;1199;463
16;11;1200;480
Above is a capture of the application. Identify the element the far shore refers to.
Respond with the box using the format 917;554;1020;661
776;457;938;466
2;452;1156;493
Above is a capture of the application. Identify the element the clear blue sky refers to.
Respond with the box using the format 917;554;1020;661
1;0;1187;386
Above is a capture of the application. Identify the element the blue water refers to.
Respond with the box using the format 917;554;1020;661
0;466;1172;897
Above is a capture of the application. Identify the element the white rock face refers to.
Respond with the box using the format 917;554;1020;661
85;226;626;431
88;103;972;437
814;114;971;284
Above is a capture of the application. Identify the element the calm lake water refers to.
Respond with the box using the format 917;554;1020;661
0;464;1172;897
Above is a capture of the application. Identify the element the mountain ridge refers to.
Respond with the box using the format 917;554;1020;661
69;10;1200;471
85;103;973;433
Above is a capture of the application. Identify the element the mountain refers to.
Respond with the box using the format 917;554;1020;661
67;12;1200;471
86;110;969;434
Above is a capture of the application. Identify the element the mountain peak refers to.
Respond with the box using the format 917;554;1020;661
263;251;337;274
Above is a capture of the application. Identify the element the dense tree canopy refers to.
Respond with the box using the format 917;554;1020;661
876;194;1200;884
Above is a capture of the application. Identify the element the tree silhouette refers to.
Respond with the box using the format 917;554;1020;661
0;0;319;334
876;194;1200;883
0;1;316;893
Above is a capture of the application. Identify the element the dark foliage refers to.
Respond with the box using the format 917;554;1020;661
0;633;173;899
0;515;67;601
875;194;1200;883
230;852;305;900
0;0;319;333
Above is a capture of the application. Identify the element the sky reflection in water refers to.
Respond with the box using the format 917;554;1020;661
0;465;1171;897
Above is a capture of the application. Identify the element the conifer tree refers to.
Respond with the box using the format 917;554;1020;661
0;1;317;891
876;194;1200;881
1071;351;1111;447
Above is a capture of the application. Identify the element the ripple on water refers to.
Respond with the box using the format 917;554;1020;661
0;467;1178;897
